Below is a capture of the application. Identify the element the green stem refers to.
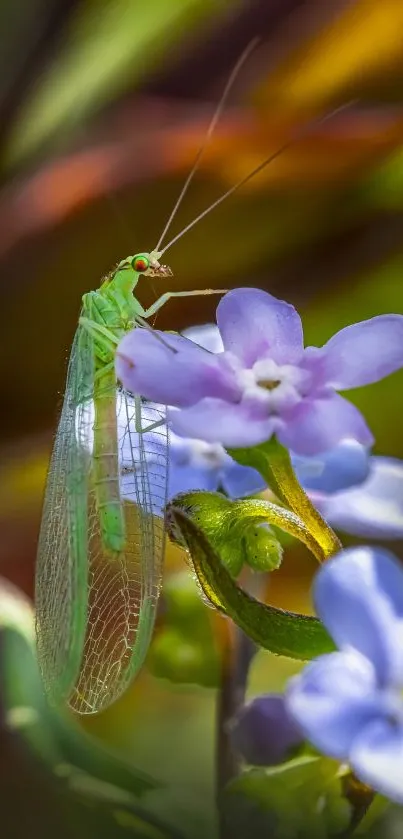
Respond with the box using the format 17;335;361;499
229;440;342;561
341;772;376;836
215;576;260;839
265;442;342;559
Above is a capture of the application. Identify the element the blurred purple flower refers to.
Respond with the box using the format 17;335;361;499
286;547;403;803
310;456;403;540
229;694;303;766
116;288;403;455
293;439;371;495
167;430;266;499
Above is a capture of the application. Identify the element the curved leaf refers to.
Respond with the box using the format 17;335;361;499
167;507;334;661
168;490;283;576
229;440;341;560
0;577;158;796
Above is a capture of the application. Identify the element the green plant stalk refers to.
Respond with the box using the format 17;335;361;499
229;439;342;560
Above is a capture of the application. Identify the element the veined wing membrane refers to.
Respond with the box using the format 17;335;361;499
35;326;91;705
69;396;168;714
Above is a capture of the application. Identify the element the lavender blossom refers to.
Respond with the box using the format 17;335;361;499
286;546;403;803
309;456;403;540
167;430;266;499
229;694;303;766
293;439;371;495
116;289;403;456
165;326;266;499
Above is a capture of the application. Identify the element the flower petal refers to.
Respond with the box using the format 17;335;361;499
116;329;240;407
316;456;403;540
351;719;403;804
314;547;403;683
306;315;403;389
230;694;303;766
286;650;382;760
217;288;304;367
167;399;279;447
293;440;371;494
221;461;267;498
168;464;219;499
278;394;374;455
182;323;224;354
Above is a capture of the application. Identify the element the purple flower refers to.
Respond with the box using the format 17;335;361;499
309;456;403;540
229;694;303;766
117;400;265;514
116;289;403;455
167;326;266;499
118;323;266;505
167;430;266;499
286;546;403;803
293;439;371;495
293;441;403;539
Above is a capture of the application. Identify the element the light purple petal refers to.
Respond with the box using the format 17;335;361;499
306;315;403;389
182;324;224;354
168;464;219;499
221;461;267;499
217;288;304;367
317;545;403;621
351;719;403;803
314;547;403;683
293;440;371;494
230;694;303;766
169;433;194;466
278;394;374;455
116;329;241;407
317;456;403;540
167;399;280;447
286;650;382;760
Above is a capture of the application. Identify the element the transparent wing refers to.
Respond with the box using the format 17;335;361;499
35;326;92;705
69;395;168;714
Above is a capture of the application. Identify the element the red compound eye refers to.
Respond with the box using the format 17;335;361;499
132;255;149;272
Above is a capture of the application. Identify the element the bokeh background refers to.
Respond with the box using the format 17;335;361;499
1;1;403;837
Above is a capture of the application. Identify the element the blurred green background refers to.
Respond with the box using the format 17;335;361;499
1;0;403;836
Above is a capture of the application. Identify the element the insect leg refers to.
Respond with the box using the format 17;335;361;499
140;288;227;320
79;316;120;355
134;394;166;435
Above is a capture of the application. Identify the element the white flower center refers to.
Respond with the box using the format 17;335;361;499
235;356;311;414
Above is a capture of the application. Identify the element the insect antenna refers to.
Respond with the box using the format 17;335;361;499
154;37;260;253
158;99;357;258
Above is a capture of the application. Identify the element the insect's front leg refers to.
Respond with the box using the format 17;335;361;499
134;394;166;435
79;316;119;364
139;288;227;320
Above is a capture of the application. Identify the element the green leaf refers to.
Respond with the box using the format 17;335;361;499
0;577;190;838
0;578;158;797
5;0;235;167
223;756;351;839
168;490;283;576
167;507;334;661
355;794;390;834
70;772;187;839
